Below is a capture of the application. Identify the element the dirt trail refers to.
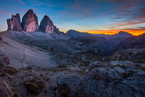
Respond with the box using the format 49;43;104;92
21;47;26;68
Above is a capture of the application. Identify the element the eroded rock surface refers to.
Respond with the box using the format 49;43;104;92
79;61;145;97
57;76;82;97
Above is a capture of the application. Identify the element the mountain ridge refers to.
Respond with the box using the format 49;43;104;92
7;9;60;34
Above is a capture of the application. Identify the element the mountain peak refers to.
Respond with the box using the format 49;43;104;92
27;9;34;13
22;9;39;32
39;15;54;33
118;31;132;35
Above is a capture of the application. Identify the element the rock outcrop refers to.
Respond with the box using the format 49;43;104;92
0;50;10;72
78;61;145;97
39;15;58;33
0;51;13;97
22;9;39;32
7;13;22;31
57;76;82;97
54;25;60;33
0;78;14;97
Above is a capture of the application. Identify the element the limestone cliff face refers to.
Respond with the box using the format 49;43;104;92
7;9;60;33
54;25;60;33
7;13;22;31
22;9;39;32
39;15;54;33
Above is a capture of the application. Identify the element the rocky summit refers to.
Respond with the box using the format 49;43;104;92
7;9;60;33
22;9;39;32
7;13;22;31
39;15;54;33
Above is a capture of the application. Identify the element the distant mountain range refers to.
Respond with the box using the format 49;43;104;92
66;29;133;39
66;30;140;56
118;33;145;49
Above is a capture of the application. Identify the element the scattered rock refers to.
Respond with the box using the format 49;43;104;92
57;76;82;97
24;80;45;95
79;61;145;97
89;61;107;72
0;78;14;97
25;82;40;95
0;50;10;72
26;66;33;70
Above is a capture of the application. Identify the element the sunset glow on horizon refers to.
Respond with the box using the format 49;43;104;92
0;0;145;35
84;29;145;36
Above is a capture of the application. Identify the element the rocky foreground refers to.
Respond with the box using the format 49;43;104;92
0;48;145;97
0;31;145;97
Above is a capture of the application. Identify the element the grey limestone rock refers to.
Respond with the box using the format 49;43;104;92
22;9;39;32
7;13;22;31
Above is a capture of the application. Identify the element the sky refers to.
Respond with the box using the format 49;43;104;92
0;0;145;35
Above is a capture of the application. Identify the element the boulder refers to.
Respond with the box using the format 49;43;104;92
57;76;82;97
0;78;14;97
0;50;10;72
22;9;39;32
7;13;22;31
25;82;40;95
88;61;107;72
0;36;3;42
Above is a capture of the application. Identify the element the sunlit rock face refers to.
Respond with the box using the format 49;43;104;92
22;9;39;32
39;15;54;33
7;13;22;31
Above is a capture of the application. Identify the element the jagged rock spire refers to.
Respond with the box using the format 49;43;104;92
7;13;22;31
22;9;39;32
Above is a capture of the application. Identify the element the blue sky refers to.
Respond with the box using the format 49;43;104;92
0;0;145;35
